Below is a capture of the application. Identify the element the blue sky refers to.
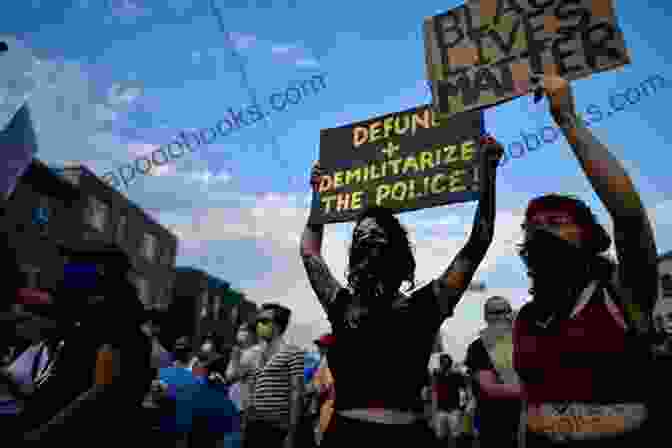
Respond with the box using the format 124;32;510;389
2;0;672;357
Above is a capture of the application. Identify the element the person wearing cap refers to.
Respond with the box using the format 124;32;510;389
431;353;468;448
244;303;305;448
226;321;263;445
513;75;658;446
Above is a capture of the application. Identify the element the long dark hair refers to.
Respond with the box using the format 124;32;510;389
346;206;416;292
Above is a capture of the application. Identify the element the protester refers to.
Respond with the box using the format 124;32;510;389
243;303;305;448
143;313;174;369
0;288;58;440
310;334;336;446
652;298;672;357
300;137;503;446
19;243;155;445
226;321;263;442
431;353;467;448
651;297;672;442
465;296;521;448
190;350;242;448
172;336;199;371
513;75;658;446
156;337;203;448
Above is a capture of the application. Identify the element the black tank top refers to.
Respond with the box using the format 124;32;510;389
326;282;452;412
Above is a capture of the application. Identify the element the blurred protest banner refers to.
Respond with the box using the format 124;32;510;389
1;103;38;199
309;105;482;224
424;0;630;118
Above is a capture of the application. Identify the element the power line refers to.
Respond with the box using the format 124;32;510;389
208;0;282;163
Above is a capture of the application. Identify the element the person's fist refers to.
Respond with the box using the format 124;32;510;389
480;135;505;168
531;74;577;128
310;161;324;191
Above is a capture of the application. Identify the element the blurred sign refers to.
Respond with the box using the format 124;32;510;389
424;0;631;119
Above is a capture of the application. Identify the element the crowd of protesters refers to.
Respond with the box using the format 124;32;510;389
2;74;672;448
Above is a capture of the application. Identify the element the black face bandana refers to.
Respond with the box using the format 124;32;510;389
520;227;592;279
349;241;389;291
519;227;593;314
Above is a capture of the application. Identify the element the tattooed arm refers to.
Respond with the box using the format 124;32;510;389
432;138;501;316
301;162;343;312
300;223;343;312
542;75;658;331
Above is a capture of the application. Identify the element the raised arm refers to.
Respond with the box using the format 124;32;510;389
541;75;658;330
300;162;343;312
432;138;503;313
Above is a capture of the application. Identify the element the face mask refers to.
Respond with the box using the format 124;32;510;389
520;227;587;277
256;322;273;340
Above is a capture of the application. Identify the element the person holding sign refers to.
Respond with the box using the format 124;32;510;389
299;136;503;446
513;75;658;447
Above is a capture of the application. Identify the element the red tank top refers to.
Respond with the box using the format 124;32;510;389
514;286;647;404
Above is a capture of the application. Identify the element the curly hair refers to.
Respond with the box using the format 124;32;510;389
346;206;416;292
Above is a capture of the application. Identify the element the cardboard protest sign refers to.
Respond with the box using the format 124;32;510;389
424;0;630;118
309;106;483;225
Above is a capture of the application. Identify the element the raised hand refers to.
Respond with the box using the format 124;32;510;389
531;74;578;129
480;135;505;170
310;161;324;192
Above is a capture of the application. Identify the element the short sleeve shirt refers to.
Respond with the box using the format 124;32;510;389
465;338;521;439
326;281;454;412
251;345;305;426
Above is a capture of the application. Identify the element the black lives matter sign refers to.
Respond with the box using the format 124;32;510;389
424;0;630;118
309;106;483;225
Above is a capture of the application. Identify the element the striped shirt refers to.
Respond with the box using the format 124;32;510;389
251;343;304;426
